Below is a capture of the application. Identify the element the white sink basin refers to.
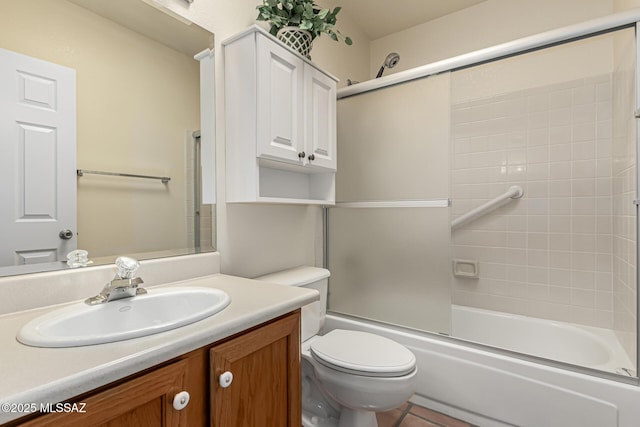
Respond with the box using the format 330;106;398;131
17;287;230;348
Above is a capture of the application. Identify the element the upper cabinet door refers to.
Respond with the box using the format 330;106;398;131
256;35;304;165
305;64;336;171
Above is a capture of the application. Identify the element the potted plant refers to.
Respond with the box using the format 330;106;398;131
256;0;352;59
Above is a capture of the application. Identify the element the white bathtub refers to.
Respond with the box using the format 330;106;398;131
325;310;640;427
451;305;634;374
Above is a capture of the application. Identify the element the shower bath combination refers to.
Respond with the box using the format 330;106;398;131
376;52;400;78
329;9;640;427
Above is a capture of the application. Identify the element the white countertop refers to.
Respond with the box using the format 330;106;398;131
0;273;318;424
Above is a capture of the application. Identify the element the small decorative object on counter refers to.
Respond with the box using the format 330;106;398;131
66;249;92;268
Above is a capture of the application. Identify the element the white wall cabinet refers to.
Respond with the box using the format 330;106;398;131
224;26;337;205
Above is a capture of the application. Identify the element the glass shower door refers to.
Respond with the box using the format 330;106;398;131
327;73;453;335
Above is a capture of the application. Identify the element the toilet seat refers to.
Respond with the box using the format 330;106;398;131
310;329;416;378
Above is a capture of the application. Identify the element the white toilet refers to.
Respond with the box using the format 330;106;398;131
256;266;417;427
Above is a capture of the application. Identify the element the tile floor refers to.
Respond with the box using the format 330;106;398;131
376;402;478;427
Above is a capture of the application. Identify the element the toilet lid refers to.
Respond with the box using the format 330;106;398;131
310;329;416;377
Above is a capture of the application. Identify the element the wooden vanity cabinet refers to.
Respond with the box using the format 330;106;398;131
10;311;301;427
210;310;300;426
16;360;192;427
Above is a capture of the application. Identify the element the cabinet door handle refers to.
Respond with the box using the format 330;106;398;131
298;151;306;159
172;391;190;410
219;371;234;388
308;154;315;161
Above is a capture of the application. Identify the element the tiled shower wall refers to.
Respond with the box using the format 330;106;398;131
451;74;620;330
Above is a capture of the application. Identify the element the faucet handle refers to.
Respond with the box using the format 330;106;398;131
115;256;140;279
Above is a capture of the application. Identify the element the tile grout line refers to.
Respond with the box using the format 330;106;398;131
392;403;413;427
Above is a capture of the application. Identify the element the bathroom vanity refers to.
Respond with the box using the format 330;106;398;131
10;312;300;427
0;262;317;427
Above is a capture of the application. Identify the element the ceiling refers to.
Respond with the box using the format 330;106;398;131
339;0;488;40
68;0;213;56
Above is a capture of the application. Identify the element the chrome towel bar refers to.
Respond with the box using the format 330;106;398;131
77;169;171;184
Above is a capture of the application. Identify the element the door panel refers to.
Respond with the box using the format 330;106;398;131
19;123;57;217
18;359;189;427
305;65;336;170
256;35;304;164
210;312;301;427
0;48;76;266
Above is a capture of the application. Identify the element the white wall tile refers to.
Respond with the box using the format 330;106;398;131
451;72;633;334
572;103;597;124
549;163;571;180
572;122;596;142
572;252;597;271
572;141;596;161
572;84;596;105
549;125;572;144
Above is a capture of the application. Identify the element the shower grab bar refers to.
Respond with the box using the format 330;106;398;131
451;185;523;230
333;199;450;208
77;169;171;184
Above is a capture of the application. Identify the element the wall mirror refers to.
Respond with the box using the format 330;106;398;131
0;0;215;277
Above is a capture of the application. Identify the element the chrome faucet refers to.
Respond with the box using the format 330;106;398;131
85;257;147;305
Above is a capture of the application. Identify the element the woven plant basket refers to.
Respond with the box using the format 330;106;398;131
276;26;313;59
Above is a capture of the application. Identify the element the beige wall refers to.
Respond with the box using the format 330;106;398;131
0;0;200;257
368;0;614;79
311;0;371;89
615;0;640;9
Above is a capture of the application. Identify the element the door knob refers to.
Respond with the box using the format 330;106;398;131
59;229;74;240
308;154;315;161
298;151;306;159
219;371;233;388
172;391;190;410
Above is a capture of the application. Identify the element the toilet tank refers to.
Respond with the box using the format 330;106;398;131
255;266;330;342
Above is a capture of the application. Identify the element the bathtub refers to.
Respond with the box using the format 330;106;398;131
325;309;640;427
451;305;634;374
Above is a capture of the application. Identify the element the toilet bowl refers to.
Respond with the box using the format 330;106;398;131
256;266;417;427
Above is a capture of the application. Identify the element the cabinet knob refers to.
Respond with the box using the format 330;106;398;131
172;391;190;411
308;154;315;161
219;371;234;388
298;151;306;159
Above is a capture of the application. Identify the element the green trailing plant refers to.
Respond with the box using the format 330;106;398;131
256;0;353;45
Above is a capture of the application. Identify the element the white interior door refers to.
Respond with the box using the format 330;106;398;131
0;48;77;266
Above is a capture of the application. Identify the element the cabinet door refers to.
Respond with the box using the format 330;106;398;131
256;35;305;165
305;64;337;171
210;311;301;427
18;360;191;427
